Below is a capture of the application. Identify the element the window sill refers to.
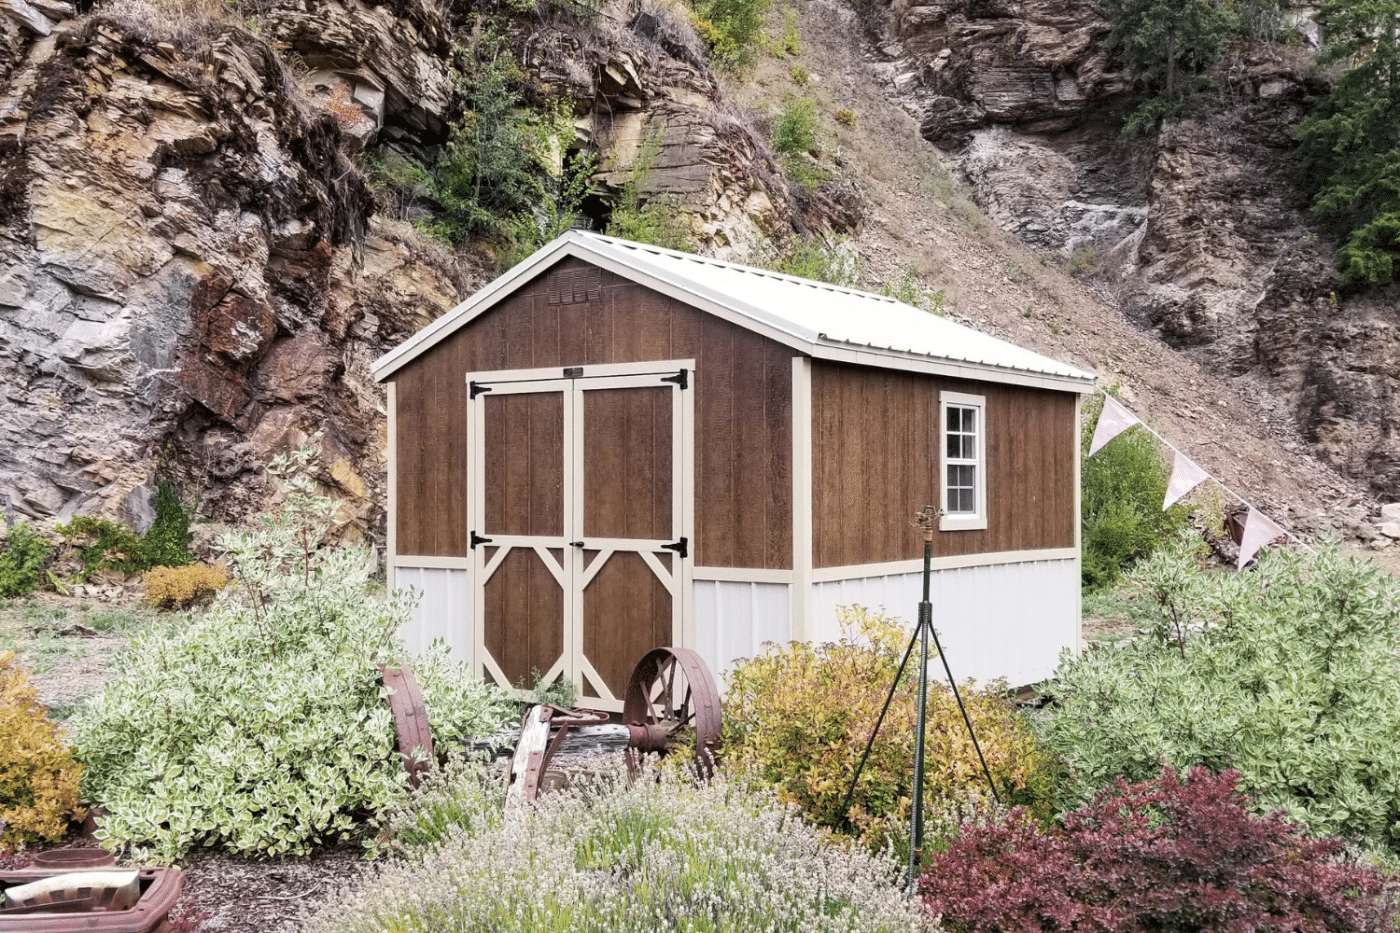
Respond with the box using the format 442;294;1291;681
940;515;988;532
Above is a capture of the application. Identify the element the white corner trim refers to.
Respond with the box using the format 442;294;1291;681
692;566;794;584
394;555;473;570
811;547;1080;583
791;355;813;641
1074;393;1084;656
939;390;988;531
386;381;397;592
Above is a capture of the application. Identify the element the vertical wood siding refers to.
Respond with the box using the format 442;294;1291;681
810;361;1077;568
392;257;794;568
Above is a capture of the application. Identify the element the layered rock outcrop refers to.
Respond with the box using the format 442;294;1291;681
864;0;1400;503
0;7;456;536
0;0;828;540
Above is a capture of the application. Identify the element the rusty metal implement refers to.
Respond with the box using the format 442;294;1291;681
379;663;434;787
505;704;611;805
623;647;722;778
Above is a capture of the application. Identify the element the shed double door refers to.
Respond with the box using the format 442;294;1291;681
467;362;693;712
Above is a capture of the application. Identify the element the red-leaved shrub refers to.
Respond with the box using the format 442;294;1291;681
920;765;1390;932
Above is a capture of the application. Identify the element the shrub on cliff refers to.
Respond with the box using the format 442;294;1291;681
72;450;517;861
1037;536;1400;854
0;525;50;598
920;765;1390;933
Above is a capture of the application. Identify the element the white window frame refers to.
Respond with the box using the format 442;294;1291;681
939;390;987;531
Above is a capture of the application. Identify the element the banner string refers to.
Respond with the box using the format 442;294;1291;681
1093;388;1315;554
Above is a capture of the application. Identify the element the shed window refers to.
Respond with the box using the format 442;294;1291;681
940;392;987;531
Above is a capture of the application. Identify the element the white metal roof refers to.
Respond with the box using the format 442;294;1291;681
372;230;1097;392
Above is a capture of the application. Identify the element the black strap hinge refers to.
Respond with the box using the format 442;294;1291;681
469;381;492;399
661;368;688;390
470;530;493;549
661;536;688;559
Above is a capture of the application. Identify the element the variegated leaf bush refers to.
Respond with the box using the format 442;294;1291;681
71;449;517;861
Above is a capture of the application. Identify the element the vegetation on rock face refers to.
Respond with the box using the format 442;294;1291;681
0;651;85;847
723;608;1060;855
1080;394;1192;591
1038;536;1400;855
0;525;50;598
427;34;577;252
1296;0;1400;284
688;0;770;69
315;761;935;933
141;479;195;569
604;131;693;251
921;765;1389;933
71;450;517;861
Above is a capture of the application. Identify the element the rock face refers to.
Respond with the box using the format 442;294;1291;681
864;0;1400;501
0;0;822;540
0;8;456;536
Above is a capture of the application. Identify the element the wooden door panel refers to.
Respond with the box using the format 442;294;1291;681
483;392;564;537
579;550;673;700
582;387;673;541
482;546;565;690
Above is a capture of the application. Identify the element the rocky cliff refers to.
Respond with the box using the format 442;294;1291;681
861;0;1400;510
0;0;829;540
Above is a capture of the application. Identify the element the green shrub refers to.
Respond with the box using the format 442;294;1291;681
789;63;809;85
882;267;946;315
690;0;770;69
835;106;856;127
778;9;800;55
724;608;1061;854
0;525;50;598
55;516;145;581
71;449;518;861
1080;394;1192;591
313;762;936;933
0;651;85;847
772;95;819;157
428;35;572;249
371;753;498;856
751;235;861;287
141;479;193;569
1036;536;1400;855
605;132;693;251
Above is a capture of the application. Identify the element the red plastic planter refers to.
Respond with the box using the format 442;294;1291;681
0;863;183;932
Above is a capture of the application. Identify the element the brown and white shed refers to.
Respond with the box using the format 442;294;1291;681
374;231;1097;708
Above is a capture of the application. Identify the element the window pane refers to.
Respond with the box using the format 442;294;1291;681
947;407;961;432
963;408;976;432
947;434;961;459
963;434;976;459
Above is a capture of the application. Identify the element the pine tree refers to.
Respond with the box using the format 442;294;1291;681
1101;0;1236;113
1296;0;1400;284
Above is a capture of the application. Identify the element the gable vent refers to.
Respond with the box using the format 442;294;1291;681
547;266;602;305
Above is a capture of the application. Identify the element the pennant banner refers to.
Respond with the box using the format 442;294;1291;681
1237;508;1285;570
1163;451;1210;511
1089;395;1141;456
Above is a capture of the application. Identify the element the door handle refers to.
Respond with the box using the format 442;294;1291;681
569;540;585;548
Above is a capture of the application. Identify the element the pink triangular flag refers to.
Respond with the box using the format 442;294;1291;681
1236;508;1285;570
1088;395;1141;456
1163;451;1210;510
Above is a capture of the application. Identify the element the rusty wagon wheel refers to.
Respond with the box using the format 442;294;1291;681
378;663;434;788
623;647;722;778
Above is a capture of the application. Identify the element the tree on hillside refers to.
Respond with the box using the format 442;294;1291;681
1100;0;1236;131
1296;0;1400;284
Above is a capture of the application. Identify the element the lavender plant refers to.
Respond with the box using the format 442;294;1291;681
313;762;938;933
70;450;516;861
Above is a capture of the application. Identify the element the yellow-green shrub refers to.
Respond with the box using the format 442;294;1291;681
0;652;84;846
142;563;228;609
723;608;1060;853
